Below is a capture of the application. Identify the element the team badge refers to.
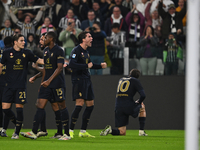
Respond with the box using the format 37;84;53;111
10;53;14;58
22;53;26;58
72;54;76;58
81;52;84;57
15;59;21;64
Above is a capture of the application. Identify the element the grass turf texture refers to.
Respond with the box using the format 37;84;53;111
0;129;184;150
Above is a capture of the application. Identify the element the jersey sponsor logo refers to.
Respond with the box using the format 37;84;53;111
79;92;82;97
22;53;26;58
21;99;25;102
72;54;76;58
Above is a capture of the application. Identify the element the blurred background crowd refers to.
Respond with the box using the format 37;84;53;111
0;0;187;75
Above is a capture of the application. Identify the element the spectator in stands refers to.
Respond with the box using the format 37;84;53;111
176;0;186;34
42;0;65;28
63;0;89;22
109;0;129;17
150;0;174;14
36;17;56;37
86;22;107;75
59;9;81;31
144;0;162;33
0;0;11;27
106;23;126;74
81;10;101;31
99;0;114;20
136;0;150;17
125;5;145;58
10;7;43;38
144;0;163;59
122;0;134;12
104;6;127;36
92;2;105;29
158;0;186;40
138;25;158;75
59;18;82;60
163;33;183;75
16;0;42;22
0;19;14;39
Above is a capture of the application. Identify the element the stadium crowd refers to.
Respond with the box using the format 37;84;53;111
0;0;187;75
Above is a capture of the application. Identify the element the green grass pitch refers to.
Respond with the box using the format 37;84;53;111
0;129;184;150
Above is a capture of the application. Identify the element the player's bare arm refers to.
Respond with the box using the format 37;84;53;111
0;63;3;74
36;58;44;65
41;63;63;88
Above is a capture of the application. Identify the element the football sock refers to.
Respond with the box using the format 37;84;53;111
15;108;23;135
32;108;45;134
2;108;16;127
70;106;82;130
0;104;3;127
40;109;46;132
139;117;146;130
54;110;62;134
3;115;10;130
60;108;70;136
81;106;94;130
111;129;120;135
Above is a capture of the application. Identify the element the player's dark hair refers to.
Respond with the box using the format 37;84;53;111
4;36;13;47
46;31;57;43
129;69;140;78
13;34;24;45
111;23;120;29
78;31;90;43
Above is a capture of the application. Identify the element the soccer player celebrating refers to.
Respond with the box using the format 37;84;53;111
28;33;65;139
68;31;107;138
22;32;71;140
100;69;148;136
0;34;44;139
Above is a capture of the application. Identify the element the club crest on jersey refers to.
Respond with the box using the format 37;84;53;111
10;53;14;58
72;54;76;58
81;52;84;57
22;53;26;58
15;59;21;64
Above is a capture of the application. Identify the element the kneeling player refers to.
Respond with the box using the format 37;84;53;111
100;69;147;136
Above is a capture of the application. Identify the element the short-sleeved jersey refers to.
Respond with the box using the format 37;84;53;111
43;45;66;88
1;47;38;88
69;45;102;80
115;77;144;107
